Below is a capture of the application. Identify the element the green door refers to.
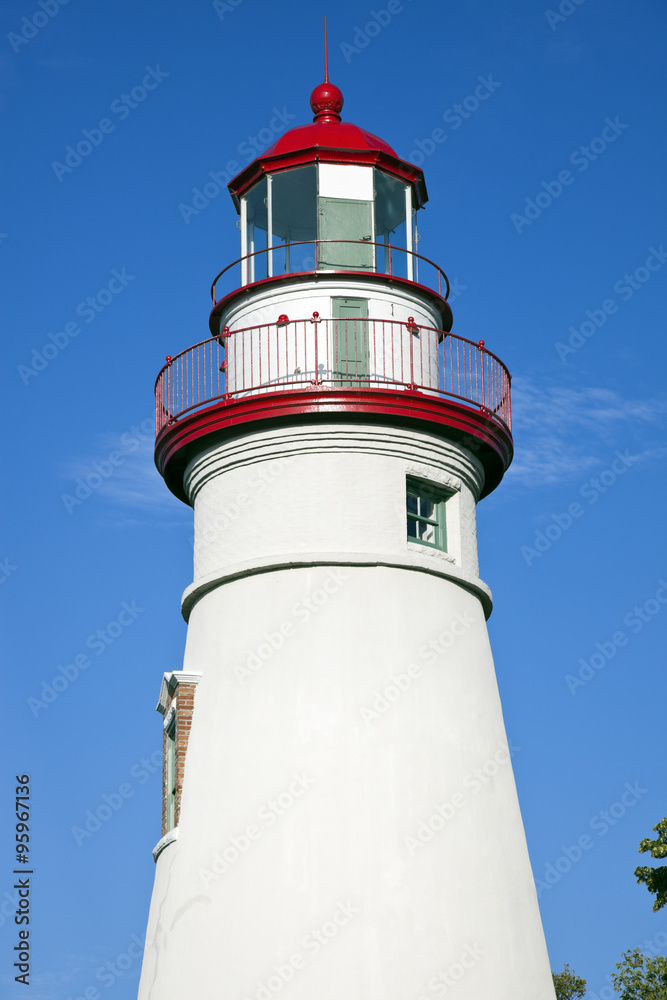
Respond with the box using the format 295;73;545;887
332;297;369;387
319;198;374;271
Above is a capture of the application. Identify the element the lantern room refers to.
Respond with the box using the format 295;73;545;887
235;161;416;280
225;80;429;286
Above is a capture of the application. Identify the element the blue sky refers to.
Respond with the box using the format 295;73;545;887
1;0;666;997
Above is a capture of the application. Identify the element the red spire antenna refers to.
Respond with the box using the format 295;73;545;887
310;15;343;123
324;15;329;83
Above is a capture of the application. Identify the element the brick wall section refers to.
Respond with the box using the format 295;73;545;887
159;675;199;838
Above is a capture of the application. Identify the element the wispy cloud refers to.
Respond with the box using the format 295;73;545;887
91;437;180;511
506;375;667;488
58;422;188;523
0;960;88;1000
0;945;141;999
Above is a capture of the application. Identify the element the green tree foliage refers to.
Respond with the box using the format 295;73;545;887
611;947;667;1000
552;964;586;1000
635;817;667;912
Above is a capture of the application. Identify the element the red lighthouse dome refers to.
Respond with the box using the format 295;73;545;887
227;79;428;212
263;78;398;158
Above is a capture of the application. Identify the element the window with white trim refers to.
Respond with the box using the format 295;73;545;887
406;479;448;551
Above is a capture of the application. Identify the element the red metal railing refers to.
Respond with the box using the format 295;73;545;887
210;240;451;305
155;317;511;438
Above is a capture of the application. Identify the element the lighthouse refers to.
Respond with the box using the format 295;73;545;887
137;62;556;1000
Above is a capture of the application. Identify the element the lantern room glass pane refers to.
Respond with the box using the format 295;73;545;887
374;169;408;277
270;166;317;274
244;177;267;281
271;166;317;241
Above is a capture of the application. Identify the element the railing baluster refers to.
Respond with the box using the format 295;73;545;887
457;338;462;399
253;320;264;388
313;318;319;384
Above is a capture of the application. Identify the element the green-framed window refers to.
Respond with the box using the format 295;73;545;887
406;479;448;551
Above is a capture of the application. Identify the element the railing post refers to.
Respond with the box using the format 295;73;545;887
478;340;486;410
217;328;230;400
310;311;320;385
165;355;173;426
507;370;512;429
155;379;162;435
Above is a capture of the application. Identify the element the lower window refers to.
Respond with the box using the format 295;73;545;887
406;479;448;551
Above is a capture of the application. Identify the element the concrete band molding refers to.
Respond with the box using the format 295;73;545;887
180;553;494;622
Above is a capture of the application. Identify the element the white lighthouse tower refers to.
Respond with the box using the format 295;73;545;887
137;60;556;1000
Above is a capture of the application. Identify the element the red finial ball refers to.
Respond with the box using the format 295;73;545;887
310;81;344;123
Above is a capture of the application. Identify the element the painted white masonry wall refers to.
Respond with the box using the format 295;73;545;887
216;275;444;335
183;423;484;618
137;421;556;1000
139;567;554;1000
